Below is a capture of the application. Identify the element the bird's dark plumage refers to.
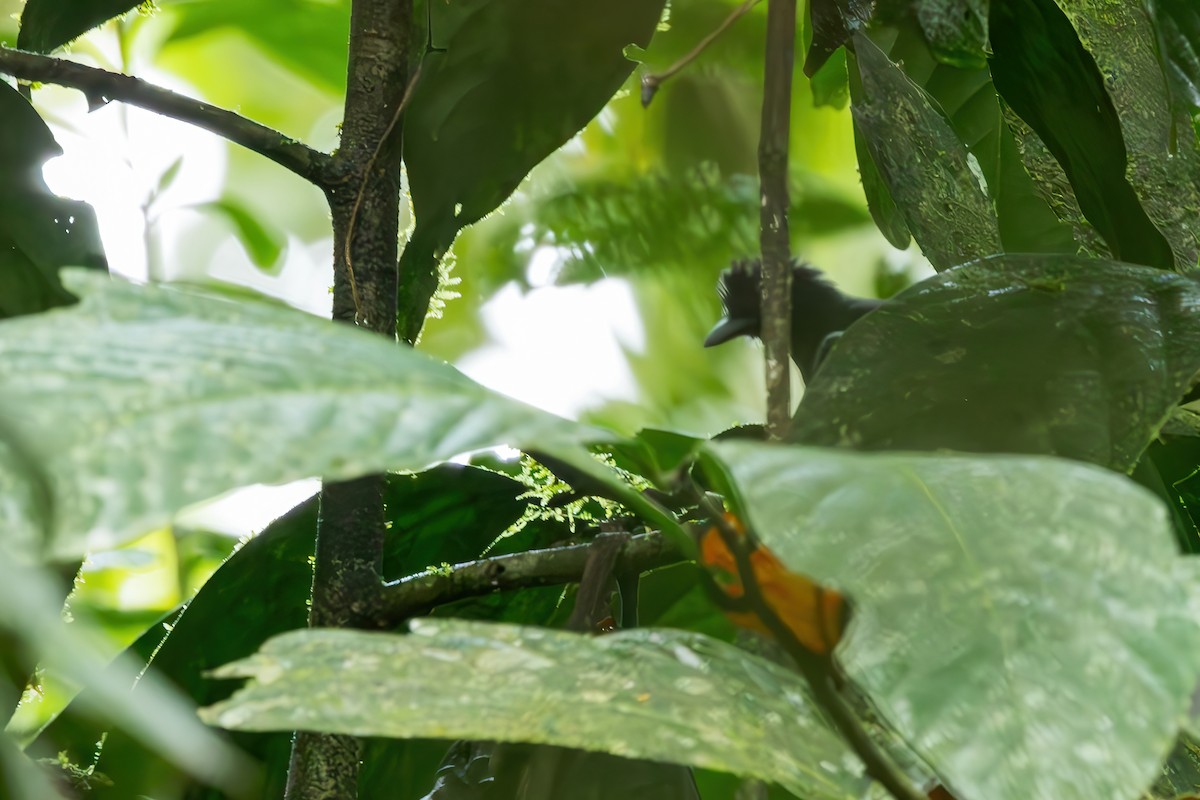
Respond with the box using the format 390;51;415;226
705;259;881;382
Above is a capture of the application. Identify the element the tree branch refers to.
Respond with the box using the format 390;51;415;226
0;46;332;186
375;532;688;625
757;0;796;441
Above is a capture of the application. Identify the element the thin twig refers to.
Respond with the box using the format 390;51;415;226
341;62;423;324
758;0;795;440
0;46;332;186
374;531;687;625
641;0;761;107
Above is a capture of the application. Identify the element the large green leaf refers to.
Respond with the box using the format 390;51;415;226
868;19;1076;255
709;441;1200;800
849;33;1001;270
203;622;867;800
1046;0;1200;269
398;0;665;339
793;255;1200;471
17;0;139;52
0;272;612;560
32;464;548;800
988;0;1181;269
0;83;106;319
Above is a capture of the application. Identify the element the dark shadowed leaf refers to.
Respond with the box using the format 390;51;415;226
398;0;666;339
793;255;1200;471
850;34;1001;270
1148;0;1200;121
203;622;867;800
0;83;106;319
805;0;871;76
17;0;139;52
988;0;1181;269
710;441;1200;800
867;19;1076;255
850;116;910;249
0;273;613;559
913;0;988;68
1045;0;1200;269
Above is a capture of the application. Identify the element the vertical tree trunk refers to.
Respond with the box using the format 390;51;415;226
285;0;413;797
758;0;797;441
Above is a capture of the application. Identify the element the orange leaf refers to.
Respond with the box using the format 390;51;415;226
701;514;849;656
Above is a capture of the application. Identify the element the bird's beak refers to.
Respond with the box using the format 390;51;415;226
704;316;757;347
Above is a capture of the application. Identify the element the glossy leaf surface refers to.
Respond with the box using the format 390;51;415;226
0;273;611;559
794;255;1200;471
204;622;867;800
710;441;1200;800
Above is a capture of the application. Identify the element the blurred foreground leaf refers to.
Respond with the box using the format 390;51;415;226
204;622;866;800
710;441;1200;800
0;273;613;559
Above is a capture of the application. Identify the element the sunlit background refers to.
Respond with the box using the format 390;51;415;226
1;0;928;735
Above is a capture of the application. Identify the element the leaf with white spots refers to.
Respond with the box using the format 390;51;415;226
0;272;614;559
201;622;868;800
709;441;1200;800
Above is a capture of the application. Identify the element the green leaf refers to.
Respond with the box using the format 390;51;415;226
868;18;1076;255
17;0;139;52
191;199;287;273
0;83;107;319
850;115;910;249
1147;0;1200;118
809;48;850;109
793;255;1200;472
398;0;666;338
805;0;871;76
988;0;1180;269
0;273;614;559
913;0;988;68
33;464;541;799
0;548;253;792
164;0;350;93
850;33;1001;269
1043;0;1200;269
0;732;68;799
203;622;867;800
709;441;1200;800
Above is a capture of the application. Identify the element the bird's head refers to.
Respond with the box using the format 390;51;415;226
704;259;837;347
704;259;762;347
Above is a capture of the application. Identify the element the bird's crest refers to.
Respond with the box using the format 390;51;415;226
716;258;834;316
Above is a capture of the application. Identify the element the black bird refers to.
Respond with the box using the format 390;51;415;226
704;259;882;383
